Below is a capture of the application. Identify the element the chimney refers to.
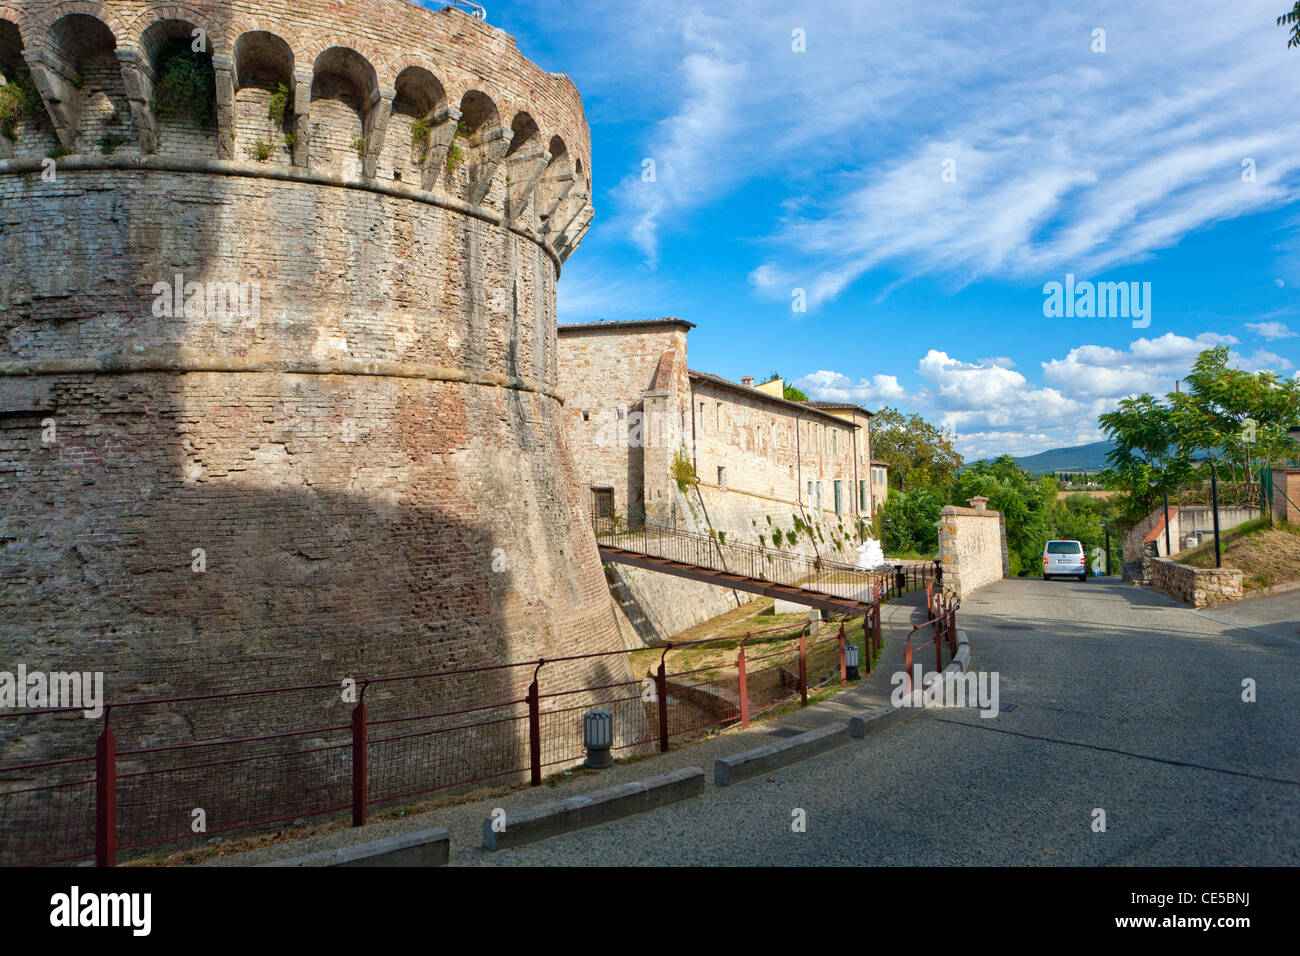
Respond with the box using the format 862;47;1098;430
741;376;754;387
968;496;988;511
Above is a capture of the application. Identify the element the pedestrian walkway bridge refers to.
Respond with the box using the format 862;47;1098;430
592;515;937;617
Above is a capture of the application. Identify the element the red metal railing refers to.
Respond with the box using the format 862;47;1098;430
0;603;892;867
902;582;961;692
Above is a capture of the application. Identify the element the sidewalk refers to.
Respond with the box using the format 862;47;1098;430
204;592;938;866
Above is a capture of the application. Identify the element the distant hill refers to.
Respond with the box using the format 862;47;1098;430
1012;440;1115;474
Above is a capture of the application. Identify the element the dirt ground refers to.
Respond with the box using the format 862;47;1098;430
1178;522;1300;590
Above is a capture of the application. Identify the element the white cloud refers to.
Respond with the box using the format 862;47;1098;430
793;370;907;406
797;335;1296;458
1042;332;1243;397
1245;321;1298;340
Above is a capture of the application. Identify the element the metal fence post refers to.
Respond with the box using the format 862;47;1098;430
863;612;872;674
838;622;846;687
798;626;808;707
737;639;750;728
527;660;543;786
95;707;116;867
656;650;670;752
935;620;943;672
351;690;367;827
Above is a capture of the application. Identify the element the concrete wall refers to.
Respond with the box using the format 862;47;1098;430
1124;504;1259;560
937;504;1007;598
1145;556;1243;608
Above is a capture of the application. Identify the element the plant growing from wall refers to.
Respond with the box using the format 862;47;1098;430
785;529;798;547
267;83;292;128
671;449;697;492
353;137;367;158
445;119;471;172
97;132;130;155
410;116;431;158
153;49;216;126
0;75;43;142
246;140;273;163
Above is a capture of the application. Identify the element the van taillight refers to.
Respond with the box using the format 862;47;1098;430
1042;555;1048;564
1079;555;1086;563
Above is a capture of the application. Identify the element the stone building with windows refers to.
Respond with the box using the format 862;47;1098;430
557;318;884;641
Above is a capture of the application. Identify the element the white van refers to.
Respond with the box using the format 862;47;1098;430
1042;540;1086;581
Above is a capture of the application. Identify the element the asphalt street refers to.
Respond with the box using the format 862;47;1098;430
462;578;1300;865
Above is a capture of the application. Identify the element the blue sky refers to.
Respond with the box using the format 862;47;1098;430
432;0;1300;458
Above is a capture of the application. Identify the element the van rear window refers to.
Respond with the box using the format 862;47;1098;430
1047;541;1082;554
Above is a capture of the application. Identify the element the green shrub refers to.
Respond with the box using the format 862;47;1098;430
246;140;273;163
410;117;431;155
97;133;130;155
0;76;43;142
671;449;697;492
153;49;216;126
267;83;292;128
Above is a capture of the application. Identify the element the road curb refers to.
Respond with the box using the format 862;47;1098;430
714;721;851;786
263;826;450;867
850;629;971;736
481;766;705;851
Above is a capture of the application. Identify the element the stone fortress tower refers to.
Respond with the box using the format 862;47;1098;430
0;0;634;768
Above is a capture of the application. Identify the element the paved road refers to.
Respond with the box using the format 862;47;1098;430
463;578;1300;865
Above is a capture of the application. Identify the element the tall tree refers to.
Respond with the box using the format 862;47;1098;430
870;407;964;496
1279;3;1300;47
951;455;1054;576
1097;393;1191;526
1173;346;1300;482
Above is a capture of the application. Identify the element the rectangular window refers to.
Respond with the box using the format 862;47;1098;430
718;466;727;491
859;480;866;510
834;480;842;515
592;487;614;518
816;482;823;511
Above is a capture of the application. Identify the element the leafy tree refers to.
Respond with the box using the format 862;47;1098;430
1097;393;1190;527
951;455;1053;576
1173;346;1300;483
1280;3;1300;47
871;407;964;497
878;488;942;556
765;371;808;402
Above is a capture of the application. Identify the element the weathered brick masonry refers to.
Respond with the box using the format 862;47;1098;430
0;1;634;792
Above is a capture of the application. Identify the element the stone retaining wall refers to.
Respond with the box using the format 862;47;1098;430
1145;556;1243;608
937;500;1008;598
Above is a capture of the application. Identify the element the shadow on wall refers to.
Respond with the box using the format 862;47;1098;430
0;6;625;861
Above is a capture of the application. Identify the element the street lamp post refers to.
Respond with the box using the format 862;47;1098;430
1190;457;1222;567
1191;458;1222;569
1148;477;1171;557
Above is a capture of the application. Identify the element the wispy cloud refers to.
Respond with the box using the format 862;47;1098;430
569;0;1300;306
1246;320;1298;339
